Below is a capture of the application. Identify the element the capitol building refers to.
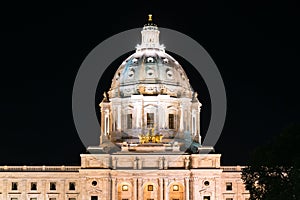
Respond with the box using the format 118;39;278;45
0;15;249;200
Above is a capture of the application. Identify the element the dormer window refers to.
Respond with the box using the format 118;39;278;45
132;58;138;64
166;69;173;79
146;57;154;63
128;69;135;78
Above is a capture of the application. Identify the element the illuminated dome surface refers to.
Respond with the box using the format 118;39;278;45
108;22;194;99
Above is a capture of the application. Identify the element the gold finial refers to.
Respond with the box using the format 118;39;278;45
148;14;152;22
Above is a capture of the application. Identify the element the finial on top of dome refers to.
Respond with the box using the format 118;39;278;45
148;14;153;22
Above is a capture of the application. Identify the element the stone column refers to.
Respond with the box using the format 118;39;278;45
117;105;121;131
185;177;190;200
164;178;168;200
138;178;143;200
136;104;141;129
159;178;163;200
111;178;116;200
133;178;137;200
179;105;184;132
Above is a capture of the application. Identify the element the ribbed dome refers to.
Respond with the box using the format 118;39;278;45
108;50;194;98
108;20;195;99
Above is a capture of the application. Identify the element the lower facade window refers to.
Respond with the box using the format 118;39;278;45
31;182;37;190
203;196;210;200
147;185;153;191
12;182;18;190
91;196;98;200
173;185;179;191
69;182;76;190
122;185;128;191
50;182;56;190
226;182;233;190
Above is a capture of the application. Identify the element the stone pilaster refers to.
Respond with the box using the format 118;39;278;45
185;177;190;200
111;178;116;200
159;178;163;200
138;178;143;200
164;178;168;200
133;178;137;200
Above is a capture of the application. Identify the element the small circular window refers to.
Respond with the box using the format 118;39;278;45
204;181;210;186
92;181;97;186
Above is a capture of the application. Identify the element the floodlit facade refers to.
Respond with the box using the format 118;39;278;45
0;15;250;200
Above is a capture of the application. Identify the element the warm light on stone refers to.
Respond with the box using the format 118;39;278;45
0;16;249;200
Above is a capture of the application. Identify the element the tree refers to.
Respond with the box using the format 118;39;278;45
242;124;300;200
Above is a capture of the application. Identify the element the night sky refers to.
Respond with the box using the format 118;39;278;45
0;1;299;166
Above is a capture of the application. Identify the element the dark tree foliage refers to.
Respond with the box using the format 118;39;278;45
242;124;300;200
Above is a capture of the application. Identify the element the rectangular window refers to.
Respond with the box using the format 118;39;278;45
91;197;98;200
68;198;76;200
11;198;18;200
226;198;233;200
30;198;37;200
147;113;154;128
122;185;128;191
147;185;153;191
31;182;37;190
127;114;132;129
12;182;18;190
49;198;56;200
69;182;76;190
50;182;56;190
169;114;175;129
203;196;210;200
226;182;233;190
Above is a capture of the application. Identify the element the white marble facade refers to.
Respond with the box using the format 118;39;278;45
0;16;250;200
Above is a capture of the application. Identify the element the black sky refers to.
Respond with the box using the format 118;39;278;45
0;0;299;166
